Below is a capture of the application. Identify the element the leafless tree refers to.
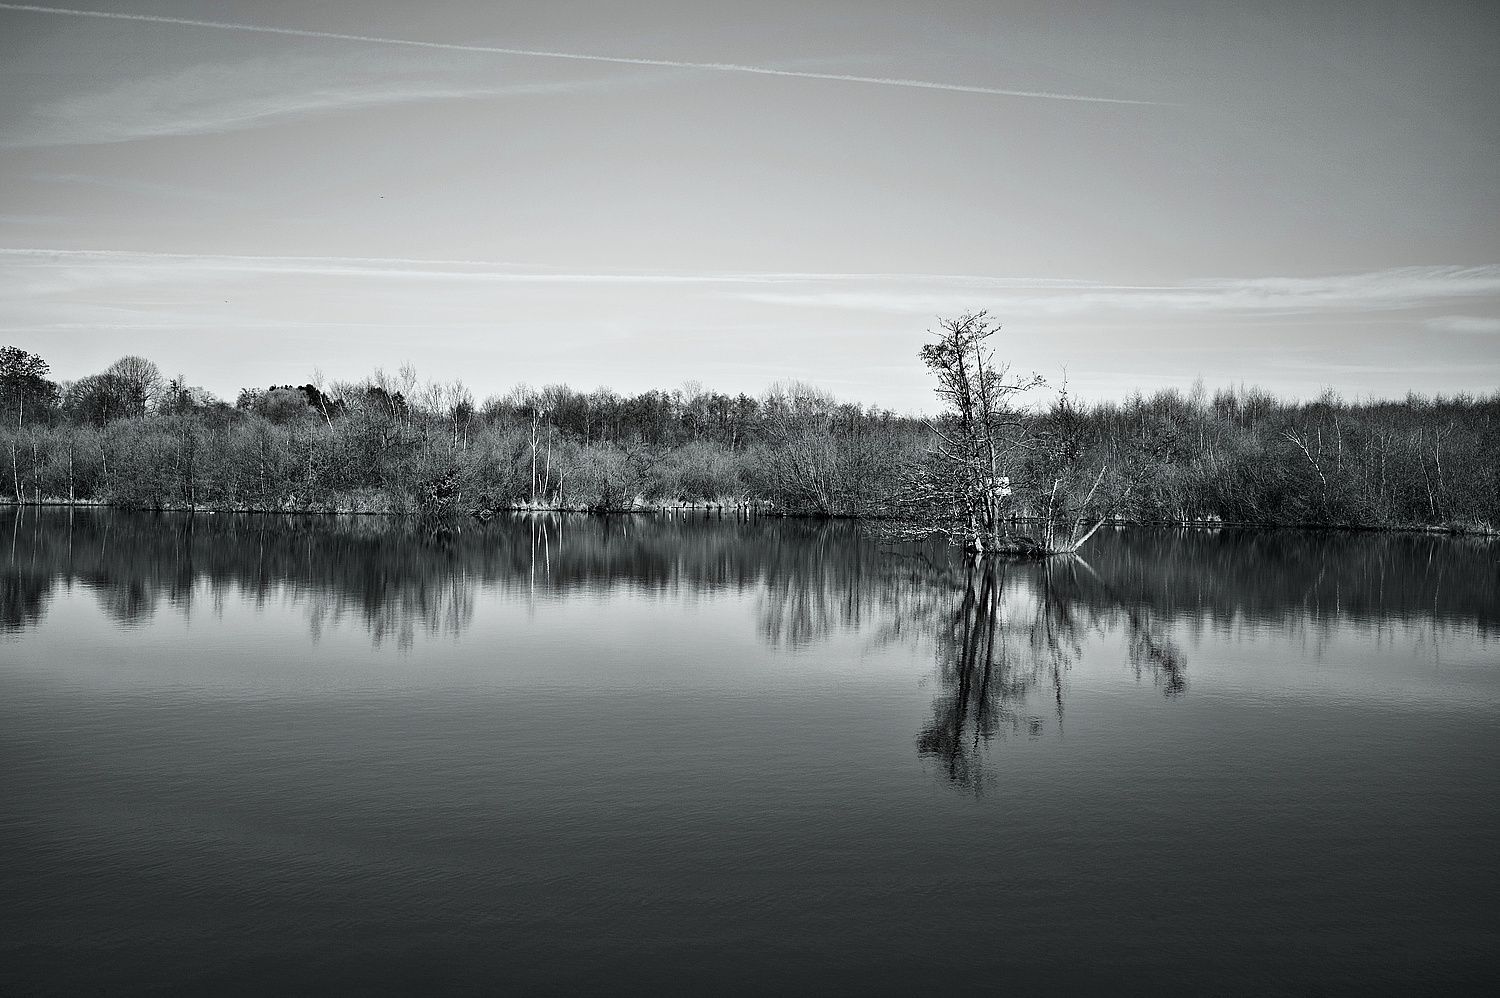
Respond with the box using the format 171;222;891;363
103;356;164;416
917;313;1042;550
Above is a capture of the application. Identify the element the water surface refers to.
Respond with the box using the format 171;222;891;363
2;510;1497;994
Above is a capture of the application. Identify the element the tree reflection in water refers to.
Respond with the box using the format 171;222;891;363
915;560;1020;792
910;555;1187;793
0;508;884;648
3;509;1493;787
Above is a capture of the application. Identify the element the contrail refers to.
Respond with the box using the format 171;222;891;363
0;3;1162;106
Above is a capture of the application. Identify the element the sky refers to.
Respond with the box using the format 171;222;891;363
1;0;1497;411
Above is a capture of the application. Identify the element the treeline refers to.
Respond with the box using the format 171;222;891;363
1025;382;1500;530
910;314;1498;553
0;347;917;515
1;344;1496;529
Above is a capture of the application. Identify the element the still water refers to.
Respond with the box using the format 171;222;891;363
2;509;1497;994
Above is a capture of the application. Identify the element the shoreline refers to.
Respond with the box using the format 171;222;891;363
2;497;1495;538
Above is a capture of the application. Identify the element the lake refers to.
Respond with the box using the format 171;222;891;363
2;509;1497;994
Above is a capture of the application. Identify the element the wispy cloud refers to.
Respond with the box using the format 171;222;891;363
2;54;662;147
3;249;1496;320
1424;315;1500;335
0;247;809;293
729;267;1500;317
0;3;1161;106
4;249;1496;407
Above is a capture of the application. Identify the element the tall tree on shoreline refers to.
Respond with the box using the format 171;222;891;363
919;315;1111;555
918;313;1043;551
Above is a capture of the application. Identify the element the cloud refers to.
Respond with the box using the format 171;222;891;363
2;53;662;147
728;267;1500;317
0;3;1161;106
3;250;1497;324
1424;315;1500;335
0;248;790;294
4;249;1496;408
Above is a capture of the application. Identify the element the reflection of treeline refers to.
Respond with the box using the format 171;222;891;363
0;508;884;640
6;511;1494;782
744;523;1498;792
1076;527;1500;632
6;513;1495;645
750;525;1500;656
1;345;1497;527
907;527;1500;793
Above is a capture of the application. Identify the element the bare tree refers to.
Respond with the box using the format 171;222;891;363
103;356;164;416
918;313;1045;551
917;314;1115;554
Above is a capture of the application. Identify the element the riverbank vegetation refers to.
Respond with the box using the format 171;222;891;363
2;332;1496;537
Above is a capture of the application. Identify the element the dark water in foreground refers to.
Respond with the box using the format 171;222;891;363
2;509;1497;995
